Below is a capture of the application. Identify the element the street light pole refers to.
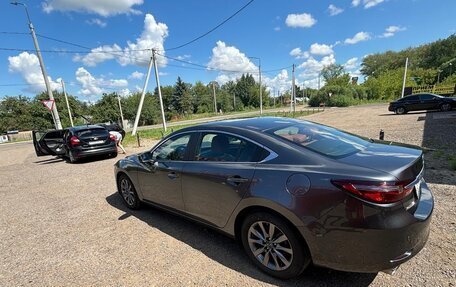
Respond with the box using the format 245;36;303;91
11;1;62;130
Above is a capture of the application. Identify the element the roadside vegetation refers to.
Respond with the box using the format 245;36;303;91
1;35;455;133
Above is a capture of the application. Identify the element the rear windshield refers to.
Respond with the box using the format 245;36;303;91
76;128;108;138
269;122;369;158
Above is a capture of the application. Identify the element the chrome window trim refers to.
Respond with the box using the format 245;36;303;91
151;129;278;164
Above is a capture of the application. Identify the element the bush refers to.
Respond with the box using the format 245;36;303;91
329;95;355;107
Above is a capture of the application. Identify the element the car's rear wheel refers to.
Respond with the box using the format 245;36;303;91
68;151;77;163
395;107;406;115
118;174;141;210
241;212;311;279
440;103;452;112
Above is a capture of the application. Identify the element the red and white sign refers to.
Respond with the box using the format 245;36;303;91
41;99;54;112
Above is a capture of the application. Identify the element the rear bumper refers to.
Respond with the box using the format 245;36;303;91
300;180;433;273
72;145;117;159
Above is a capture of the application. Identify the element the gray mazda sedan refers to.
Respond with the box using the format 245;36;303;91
114;117;433;279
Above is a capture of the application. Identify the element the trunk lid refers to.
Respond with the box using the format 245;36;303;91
338;141;423;182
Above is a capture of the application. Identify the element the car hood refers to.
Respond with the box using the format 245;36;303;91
338;141;423;181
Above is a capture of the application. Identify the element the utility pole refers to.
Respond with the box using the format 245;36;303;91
117;94;125;128
401;57;409;98
60;79;73;127
132;51;154;136
292;64;296;113
212;82;217;114
12;2;62;130
152;49;167;132
259;60;262;114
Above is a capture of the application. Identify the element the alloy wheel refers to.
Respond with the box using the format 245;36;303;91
120;178;136;206
441;103;451;111
247;221;293;271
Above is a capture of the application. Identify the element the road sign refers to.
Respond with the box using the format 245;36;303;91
41;99;54;112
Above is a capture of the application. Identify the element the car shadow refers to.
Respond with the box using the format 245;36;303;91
105;192;377;286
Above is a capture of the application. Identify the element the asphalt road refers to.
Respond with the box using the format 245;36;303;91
0;104;454;286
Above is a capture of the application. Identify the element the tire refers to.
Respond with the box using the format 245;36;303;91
395;107;406;115
241;212;311;279
440;103;452;112
117;174;141;210
68;151;77;163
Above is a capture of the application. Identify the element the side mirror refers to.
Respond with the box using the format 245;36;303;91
139;152;155;165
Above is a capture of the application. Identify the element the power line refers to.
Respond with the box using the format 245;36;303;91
0;31;29;35
164;0;255;51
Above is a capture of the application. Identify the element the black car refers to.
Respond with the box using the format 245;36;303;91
33;125;118;163
388;93;456;114
114;117;433;279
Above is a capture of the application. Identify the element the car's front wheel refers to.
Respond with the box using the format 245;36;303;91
395;107;407;115
440;103;452;112
118;174;141;210
241;212;311;279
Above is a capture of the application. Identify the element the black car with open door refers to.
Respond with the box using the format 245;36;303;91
33;125;118;163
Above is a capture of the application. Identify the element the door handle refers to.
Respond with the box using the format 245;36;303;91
167;172;179;180
227;176;249;186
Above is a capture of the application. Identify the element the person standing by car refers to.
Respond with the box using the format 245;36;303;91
109;129;126;154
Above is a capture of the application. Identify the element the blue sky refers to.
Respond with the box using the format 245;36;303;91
1;0;455;101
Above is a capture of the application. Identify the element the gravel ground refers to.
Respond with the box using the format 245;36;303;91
0;104;454;286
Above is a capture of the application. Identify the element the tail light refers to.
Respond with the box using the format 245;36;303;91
109;134;116;141
70;136;81;146
331;179;414;204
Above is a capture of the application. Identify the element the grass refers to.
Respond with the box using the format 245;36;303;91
123;109;321;146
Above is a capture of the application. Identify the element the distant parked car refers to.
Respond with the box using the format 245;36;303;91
114;117;433;279
389;93;456;114
33;125;118;163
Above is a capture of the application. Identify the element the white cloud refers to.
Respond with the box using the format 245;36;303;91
42;0;143;17
208;41;257;74
74;14;168;67
309;43;333;56
344;31;371;44
118;88;131;97
128;71;144;80
263;69;292;94
364;0;385;8
328;4;344;16
380;25;406;38
344;57;359;70
297;54;336;88
285;13;316;28
289;47;309;59
85;18;107;27
8;52;61;93
75;67;128;97
352;0;385;9
74;44;122;67
274;26;281;31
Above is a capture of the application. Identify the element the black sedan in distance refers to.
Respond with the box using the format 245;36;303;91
388;93;456;114
114;117;433;279
33;125;118;163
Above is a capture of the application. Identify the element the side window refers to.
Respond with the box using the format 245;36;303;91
406;95;419;101
152;134;191;161
419;94;435;101
195;133;269;162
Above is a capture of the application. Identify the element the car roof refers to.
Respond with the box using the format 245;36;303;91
180;117;302;133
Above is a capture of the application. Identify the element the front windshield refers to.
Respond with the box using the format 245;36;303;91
269;122;370;158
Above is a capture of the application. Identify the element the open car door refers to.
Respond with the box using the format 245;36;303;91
32;130;66;157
